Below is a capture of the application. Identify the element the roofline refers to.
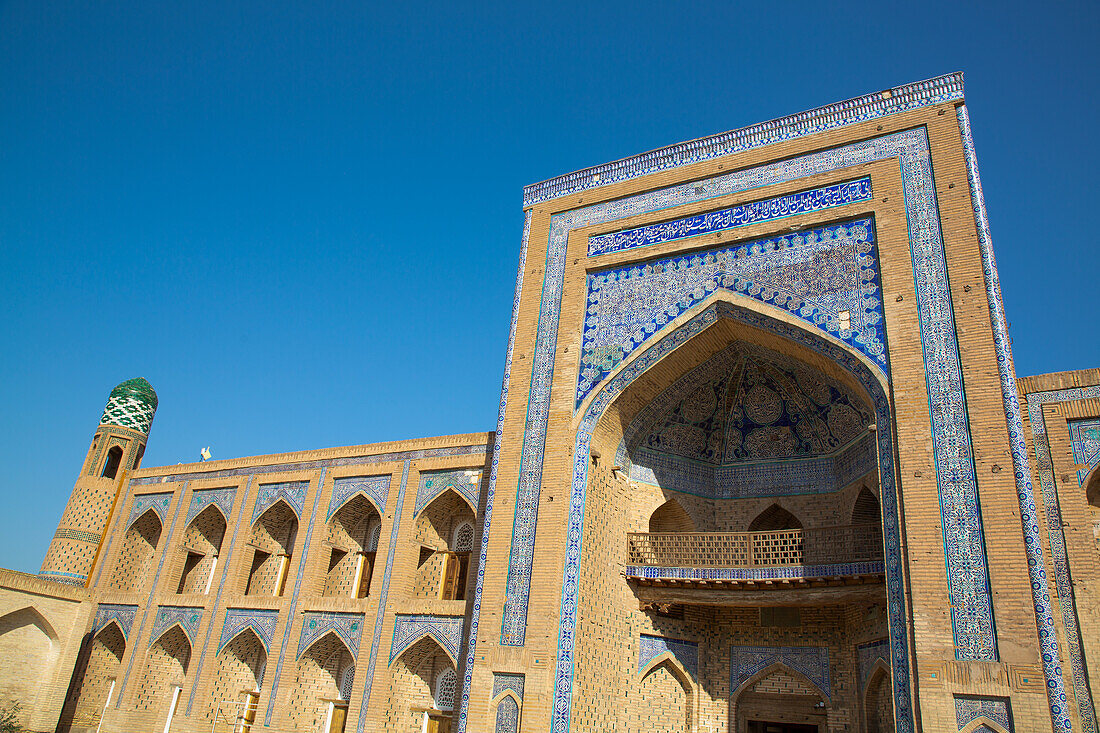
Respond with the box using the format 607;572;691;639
523;72;964;208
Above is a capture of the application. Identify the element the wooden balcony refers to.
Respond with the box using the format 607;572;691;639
625;524;885;605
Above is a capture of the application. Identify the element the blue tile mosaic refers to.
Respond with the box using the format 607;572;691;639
492;673;524;700
328;475;390;519
958;104;1079;732
148;605;202;646
415;468;482;516
185;487;236;525
297;611;365;659
625;561;884;581
638;634;698;678
730;645;830;698
251;480;308;522
857;639;889;690
127;491;173;527
587;177;872;257
218;608;280;653
92;603;137;640
1069;418;1100;485
389;614;465;665
955;696;1012;732
495;695;519;733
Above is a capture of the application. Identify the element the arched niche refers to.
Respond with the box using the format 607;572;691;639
288;631;355;731
731;662;828;732
108;509;162;592
630;654;693;732
135;625;191;710
208;628;267;727
863;662;894;733
178;504;227;594
62;621;126;729
649;498;696;533
747;504;803;532
245;499;298;596
323;493;381;598
0;607;58;721
412;489;476;601
385;635;457;731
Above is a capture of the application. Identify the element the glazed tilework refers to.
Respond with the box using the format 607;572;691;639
357;460;410;733
511;126;995;696
38;570;88;585
857;639;889;689
587;177;872;257
523;73;963;206
958;104;1079;732
955;696;1012;731
252;480;308;521
92;603;137;639
218;608;280;653
297;611;365;658
730;645;830;697
1069;418;1100;484
328;475;390;519
494;696;520;733
456;212;531;732
185;487;236;525
492;673;525;700
553;300;913;733
638;634;698;678
415;468;481;516
625;560;884;581
148;606;202;646
99;378;158;435
579;217;886;406
389;614;465;665
127;492;173;527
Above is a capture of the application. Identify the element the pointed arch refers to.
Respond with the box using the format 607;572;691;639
126;506;162;533
960;720;1011;733
210;625;267;724
390;629;459;668
452;521;475;552
649;497;695;533
289;630;356;730
178;503;227;594
852;486;882;525
135;625;190;710
384;635;457;727
0;605;59;644
413;489;477;600
245;499;298;596
93;619;128;649
863;661;893;733
61;621;127;730
732;661;828;702
490;690;522;733
324;493;381;598
0;605;59;713
748;503;803;532
299;629;354;662
435;667;458;711
150;622;194;649
632;654;694;732
108;509;163;592
419;486;478;521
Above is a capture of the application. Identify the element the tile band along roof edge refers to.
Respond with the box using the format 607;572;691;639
522;72;964;208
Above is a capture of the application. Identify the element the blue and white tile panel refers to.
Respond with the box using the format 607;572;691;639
730;645;830;698
251;481;308;521
328;475;390;519
297;611;365;659
1069;418;1100;485
588;177;872;257
415;468;482;516
185;487;237;525
638;634;698;678
958;104;1080;732
92;604;137;639
626;561;884;581
857;639;889;689
218;608;280;653
389;614;465;666
955;696;1013;732
492;673;525;700
149;606;203;646
127;492;173;527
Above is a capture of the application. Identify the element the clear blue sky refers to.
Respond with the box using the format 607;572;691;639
1;1;1097;573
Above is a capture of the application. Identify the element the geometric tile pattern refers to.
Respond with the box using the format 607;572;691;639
955;696;1012;732
415;469;481;516
494;695;520;733
456;211;533;732
185;487;237;525
579;217;886;407
149;606;203;646
730;645;830;698
92;603;137;639
218;608;280;653
389;614;465;666
857;638;890;689
297;612;365;659
624;561;885;582
588;177;872;257
957;104;1078;732
328;475;390;519
1069;418;1100;485
492;673;525;700
252;481;308;522
638;634;698;678
99;378;158;435
127;492;173;527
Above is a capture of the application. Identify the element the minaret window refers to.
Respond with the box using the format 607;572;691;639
101;446;123;479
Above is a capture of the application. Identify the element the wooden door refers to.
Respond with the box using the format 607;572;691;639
327;703;348;733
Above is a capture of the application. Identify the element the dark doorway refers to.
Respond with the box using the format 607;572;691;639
747;722;819;733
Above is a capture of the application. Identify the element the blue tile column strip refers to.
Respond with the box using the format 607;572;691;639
116;482;188;707
957;104;1079;733
187;475;251;714
356;460;411;733
456;211;531;733
264;468;326;726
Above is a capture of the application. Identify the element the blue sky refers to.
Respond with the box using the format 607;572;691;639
1;1;1097;573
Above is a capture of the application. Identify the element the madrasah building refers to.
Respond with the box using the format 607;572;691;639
1;72;1098;733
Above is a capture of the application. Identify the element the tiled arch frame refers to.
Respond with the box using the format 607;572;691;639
552;297;913;733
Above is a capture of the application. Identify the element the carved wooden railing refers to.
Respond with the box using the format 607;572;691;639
627;524;882;568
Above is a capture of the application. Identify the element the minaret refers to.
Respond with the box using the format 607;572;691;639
39;378;158;586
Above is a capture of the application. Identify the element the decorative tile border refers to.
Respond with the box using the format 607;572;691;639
328;475;390;519
588;177;872;257
579;217;886;406
218;608;280;653
857;638;890;690
356;460;411;733
1069;418;1100;485
148;606;203;646
456;212;532;733
252;480;308;521
492;673;525;700
730;645;830;698
625;560;884;581
958;104;1079;732
297;611;365;659
389;614;465;666
955;696;1013;732
127;491;173;527
638;634;698;678
92;603;137;639
552;300;913;733
185;487;236;525
415;468;481;516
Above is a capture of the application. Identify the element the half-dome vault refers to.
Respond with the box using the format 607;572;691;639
615;340;876;499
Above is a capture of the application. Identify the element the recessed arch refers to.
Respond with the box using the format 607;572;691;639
390;630;458;669
632;654;694;732
135;624;190;710
418;486;478;521
490;690;522;733
178;503;227;594
960;719;1011;733
289;630;355;731
413;489;477;601
209;626;267;724
731;660;829;703
109;509;162;592
748;503;803;532
852;486;882;525
0;605;59;715
649;498;695;533
245;499;298;596
59;621;127;730
323;493;381;598
0;605;59;644
863;661;894;733
384;634;458;728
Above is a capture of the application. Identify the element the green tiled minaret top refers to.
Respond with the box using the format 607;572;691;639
99;377;158;435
